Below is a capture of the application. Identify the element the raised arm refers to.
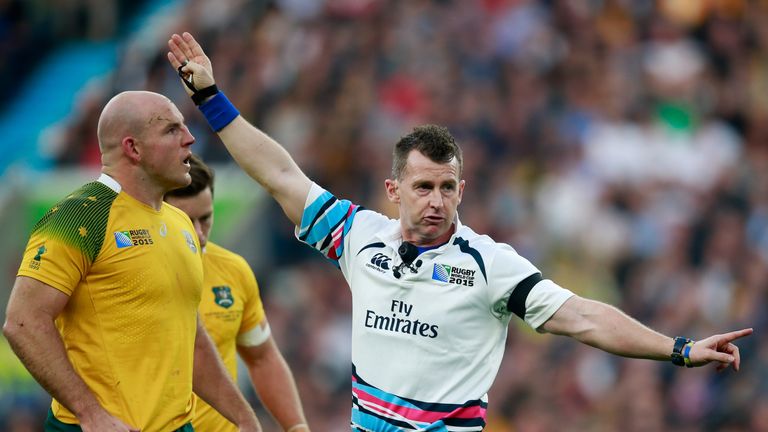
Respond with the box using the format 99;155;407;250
2;277;138;432
542;295;753;371
167;32;311;226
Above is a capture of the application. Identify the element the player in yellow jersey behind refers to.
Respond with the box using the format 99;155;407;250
165;154;309;432
3;91;261;432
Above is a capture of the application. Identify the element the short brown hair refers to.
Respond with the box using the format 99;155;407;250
392;124;463;180
165;153;215;198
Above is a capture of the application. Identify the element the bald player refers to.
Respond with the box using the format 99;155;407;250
3;91;261;432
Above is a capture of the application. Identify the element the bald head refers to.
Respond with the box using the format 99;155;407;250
97;91;174;155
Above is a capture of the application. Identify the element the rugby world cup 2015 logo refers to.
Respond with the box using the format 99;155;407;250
432;264;452;282
432;263;475;287
212;286;234;308
114;229;154;248
114;231;133;248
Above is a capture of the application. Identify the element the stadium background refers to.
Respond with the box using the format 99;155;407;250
0;0;766;430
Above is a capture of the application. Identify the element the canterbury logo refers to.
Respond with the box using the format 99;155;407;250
370;253;392;270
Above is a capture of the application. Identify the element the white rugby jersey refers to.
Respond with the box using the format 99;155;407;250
296;183;574;431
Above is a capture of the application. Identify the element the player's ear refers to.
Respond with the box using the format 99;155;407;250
121;136;141;163
385;178;400;204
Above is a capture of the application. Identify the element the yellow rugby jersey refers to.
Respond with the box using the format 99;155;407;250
17;175;204;431
193;241;266;432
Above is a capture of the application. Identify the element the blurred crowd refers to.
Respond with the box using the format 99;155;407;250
5;0;768;431
0;0;148;106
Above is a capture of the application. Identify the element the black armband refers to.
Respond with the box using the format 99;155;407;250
507;272;543;319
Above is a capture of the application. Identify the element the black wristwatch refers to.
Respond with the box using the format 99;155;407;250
671;336;692;366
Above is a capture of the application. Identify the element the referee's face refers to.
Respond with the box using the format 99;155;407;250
386;150;464;247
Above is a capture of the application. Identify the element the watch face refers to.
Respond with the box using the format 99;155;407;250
671;353;685;366
671;336;690;366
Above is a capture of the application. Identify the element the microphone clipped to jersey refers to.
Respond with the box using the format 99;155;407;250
393;241;423;279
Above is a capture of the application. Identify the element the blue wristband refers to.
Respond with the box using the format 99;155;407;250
198;91;239;132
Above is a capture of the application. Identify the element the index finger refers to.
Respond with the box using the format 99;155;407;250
720;328;754;343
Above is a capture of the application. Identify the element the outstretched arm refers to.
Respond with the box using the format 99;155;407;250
541;296;753;371
3;277;138;432
192;317;262;432
238;331;309;432
167;32;311;226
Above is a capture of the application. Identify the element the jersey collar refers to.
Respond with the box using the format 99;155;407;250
97;173;122;193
